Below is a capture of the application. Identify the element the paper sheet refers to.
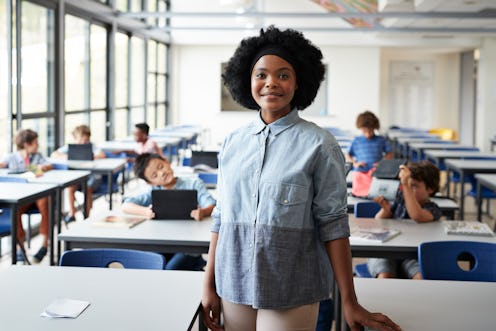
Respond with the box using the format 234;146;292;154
41;298;90;319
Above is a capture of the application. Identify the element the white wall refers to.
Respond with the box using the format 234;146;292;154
170;44;466;147
476;37;496;152
170;44;381;145
379;49;460;133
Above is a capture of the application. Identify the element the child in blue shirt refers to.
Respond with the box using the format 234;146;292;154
122;153;216;270
368;161;442;279
347;111;393;197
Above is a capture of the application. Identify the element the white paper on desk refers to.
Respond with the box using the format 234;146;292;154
41;298;90;318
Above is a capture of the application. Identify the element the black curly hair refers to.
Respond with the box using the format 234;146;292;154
223;26;325;110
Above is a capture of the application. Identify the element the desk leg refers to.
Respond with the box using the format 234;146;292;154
82;180;88;218
333;281;343;331
446;168;451;198
477;181;482;222
11;205;17;265
459;171;465;220
49;191;57;266
108;171;113;210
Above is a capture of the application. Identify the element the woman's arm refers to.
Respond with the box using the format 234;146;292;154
201;232;223;331
326;238;401;331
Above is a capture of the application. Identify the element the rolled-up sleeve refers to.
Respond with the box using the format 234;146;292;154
312;143;350;242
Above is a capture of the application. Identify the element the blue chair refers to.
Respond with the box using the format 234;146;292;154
0;208;12;256
354;201;381;219
418;241;496;282
59;248;166;270
198;173;217;187
0;176;40;248
353;202;381;278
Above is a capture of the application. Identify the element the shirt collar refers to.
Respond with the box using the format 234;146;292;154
248;109;300;136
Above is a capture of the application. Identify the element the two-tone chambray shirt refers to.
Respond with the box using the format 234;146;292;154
212;109;350;309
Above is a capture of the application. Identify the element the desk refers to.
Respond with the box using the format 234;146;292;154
118;136;183;160
347;195;459;220
424;150;496;169
395;136;440;158
408;143;477;161
475;174;496;223
445;159;496;219
59;216;211;254
0;266;203;331
59;159;126;210
0;183;57;264
354;278;495;331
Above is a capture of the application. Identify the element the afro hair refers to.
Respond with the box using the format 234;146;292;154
223;25;325;110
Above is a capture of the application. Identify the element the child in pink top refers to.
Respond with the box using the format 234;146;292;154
133;123;166;158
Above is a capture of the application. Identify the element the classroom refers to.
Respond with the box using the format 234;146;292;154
0;1;495;330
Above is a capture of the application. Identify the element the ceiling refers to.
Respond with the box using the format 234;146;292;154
122;0;496;48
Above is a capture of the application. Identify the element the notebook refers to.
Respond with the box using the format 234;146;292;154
151;189;198;220
92;215;146;229
190;151;218;169
373;159;407;179
442;221;494;237
350;227;401;243
367;177;400;201
68;143;94;161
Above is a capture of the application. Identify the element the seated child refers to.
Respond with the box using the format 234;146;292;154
346;110;393;197
51;125;105;222
0;129;53;263
133;123;166;158
368;161;442;279
121;153;216;270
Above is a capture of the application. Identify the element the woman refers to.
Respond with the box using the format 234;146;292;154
201;26;401;331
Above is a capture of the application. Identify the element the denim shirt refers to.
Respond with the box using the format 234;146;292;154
212;109;350;309
123;177;216;208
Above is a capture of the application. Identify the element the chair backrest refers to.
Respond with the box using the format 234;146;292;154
354;201;381;218
51;162;69;170
418;241;496;282
0;176;28;183
198;172;218;185
59;248;165;270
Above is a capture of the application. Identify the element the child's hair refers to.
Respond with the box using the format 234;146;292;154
72;125;91;138
356;111;380;130
135;123;150;135
408;161;440;196
223;25;325;111
15;129;38;150
133;153;168;182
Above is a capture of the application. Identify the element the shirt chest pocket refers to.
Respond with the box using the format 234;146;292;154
261;182;309;227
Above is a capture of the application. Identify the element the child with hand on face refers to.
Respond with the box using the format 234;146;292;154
121;153;215;221
369;161;442;279
121;153;215;270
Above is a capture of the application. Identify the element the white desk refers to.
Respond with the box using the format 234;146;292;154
0;183;58;264
354;278;496;331
348;216;496;259
445;159;496;219
59;216;212;254
408;142;477;161
55;159;127;210
424;150;496;169
475;174;496;223
0;266;203;331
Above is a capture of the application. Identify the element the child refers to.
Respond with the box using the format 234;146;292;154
133;123;166;158
201;26;400;331
0;129;53;263
347;111;393;197
121;153;216;270
51;125;105;222
368;161;442;279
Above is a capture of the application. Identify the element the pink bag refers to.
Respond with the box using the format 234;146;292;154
351;168;375;197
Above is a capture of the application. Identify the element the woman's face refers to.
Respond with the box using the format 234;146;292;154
251;55;297;123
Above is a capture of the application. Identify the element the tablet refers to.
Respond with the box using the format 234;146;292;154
151;189;198;220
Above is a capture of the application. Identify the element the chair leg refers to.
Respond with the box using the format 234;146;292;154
17;240;31;265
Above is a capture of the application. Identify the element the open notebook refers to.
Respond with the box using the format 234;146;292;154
350;227;401;243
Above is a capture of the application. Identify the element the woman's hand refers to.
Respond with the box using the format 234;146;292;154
344;302;401;331
201;286;223;331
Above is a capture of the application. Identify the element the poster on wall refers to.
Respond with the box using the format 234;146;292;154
389;61;434;129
